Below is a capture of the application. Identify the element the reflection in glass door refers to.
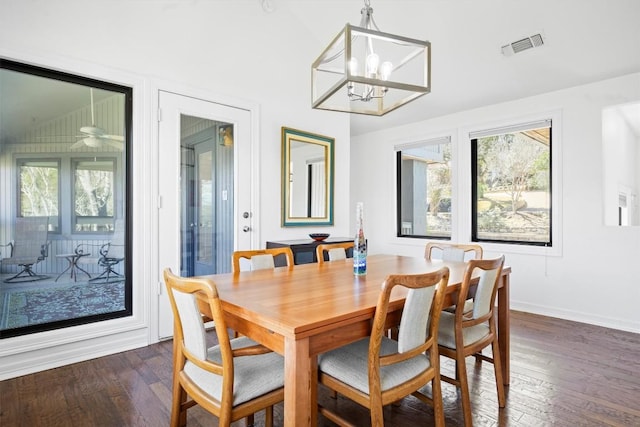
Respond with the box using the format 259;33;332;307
195;145;214;275
180;116;234;277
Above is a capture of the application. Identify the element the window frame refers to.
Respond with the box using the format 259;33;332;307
470;119;553;246
393;111;562;256
1;58;134;339
16;158;61;233
72;156;118;234
395;137;453;239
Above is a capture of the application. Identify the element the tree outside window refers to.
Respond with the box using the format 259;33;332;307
74;159;115;232
18;160;60;232
472;124;551;245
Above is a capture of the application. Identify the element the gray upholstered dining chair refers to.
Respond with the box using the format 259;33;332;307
426;242;483;314
317;267;450;427
163;268;285;427
437;256;506;427
315;241;354;264
425;242;483;262
231;247;294;272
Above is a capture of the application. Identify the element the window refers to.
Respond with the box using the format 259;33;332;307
396;137;452;238
73;158;116;232
471;120;552;245
1;58;132;339
18;159;60;232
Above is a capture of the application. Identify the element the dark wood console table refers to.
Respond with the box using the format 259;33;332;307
266;237;353;265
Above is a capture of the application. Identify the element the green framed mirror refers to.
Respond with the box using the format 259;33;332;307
281;127;334;226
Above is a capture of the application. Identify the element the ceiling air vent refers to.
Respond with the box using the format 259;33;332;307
502;33;544;56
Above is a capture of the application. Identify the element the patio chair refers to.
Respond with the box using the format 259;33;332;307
75;219;125;283
1;217;50;283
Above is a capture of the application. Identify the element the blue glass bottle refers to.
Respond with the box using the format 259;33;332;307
354;203;367;276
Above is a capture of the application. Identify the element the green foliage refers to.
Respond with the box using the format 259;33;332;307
476;131;549;213
477;208;506;232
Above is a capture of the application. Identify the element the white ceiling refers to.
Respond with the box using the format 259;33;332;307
0;69;115;143
281;0;640;136
1;0;639;140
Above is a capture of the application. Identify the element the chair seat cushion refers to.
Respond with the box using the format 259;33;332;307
437;311;490;349
318;337;431;395
183;336;284;406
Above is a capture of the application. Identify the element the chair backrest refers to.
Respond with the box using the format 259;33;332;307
425;242;483;262
163;268;232;378
231;247;294;273
316;242;354;264
105;219;125;259
11;217;49;260
456;256;505;322
369;267;449;375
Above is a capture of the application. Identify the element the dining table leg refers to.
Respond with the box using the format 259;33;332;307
497;273;510;385
284;336;313;427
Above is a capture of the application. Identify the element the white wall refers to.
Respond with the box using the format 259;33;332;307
0;0;350;379
602;105;640;226
0;0;352;239
351;73;640;333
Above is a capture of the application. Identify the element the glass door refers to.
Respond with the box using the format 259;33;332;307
157;91;252;339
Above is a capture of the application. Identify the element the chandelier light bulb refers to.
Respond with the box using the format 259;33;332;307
366;53;379;76
380;61;393;81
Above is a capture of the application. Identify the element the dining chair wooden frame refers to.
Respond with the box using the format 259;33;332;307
231;247;294;273
426;242;483;315
163;268;284;427
437;256;506;427
425;242;483;262
318;267;450;427
315;241;354;264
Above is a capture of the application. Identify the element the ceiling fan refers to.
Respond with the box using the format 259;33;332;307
70;88;124;150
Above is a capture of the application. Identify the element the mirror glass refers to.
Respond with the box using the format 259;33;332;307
602;101;640;226
282;127;334;226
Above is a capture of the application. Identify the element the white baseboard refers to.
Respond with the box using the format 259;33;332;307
511;301;640;334
0;322;149;380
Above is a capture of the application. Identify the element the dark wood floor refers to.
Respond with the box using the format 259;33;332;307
1;310;639;426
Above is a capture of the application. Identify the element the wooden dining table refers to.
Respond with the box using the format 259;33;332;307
197;254;511;427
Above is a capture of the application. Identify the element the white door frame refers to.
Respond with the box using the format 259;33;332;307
148;83;261;342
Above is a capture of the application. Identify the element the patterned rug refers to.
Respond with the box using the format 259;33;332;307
0;281;125;330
